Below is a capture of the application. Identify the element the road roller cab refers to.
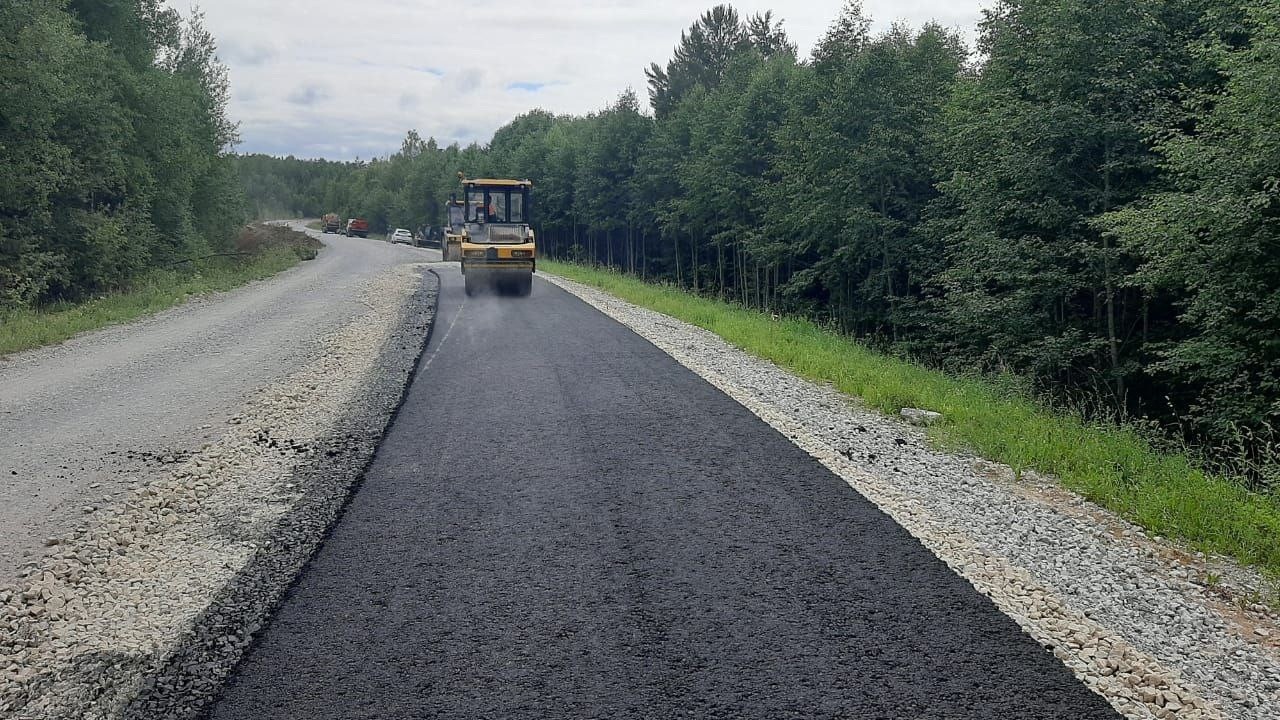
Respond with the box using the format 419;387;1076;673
458;177;535;297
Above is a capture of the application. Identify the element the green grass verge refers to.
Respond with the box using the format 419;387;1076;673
0;246;308;357
544;260;1280;578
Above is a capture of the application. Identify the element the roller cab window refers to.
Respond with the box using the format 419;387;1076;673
465;188;528;224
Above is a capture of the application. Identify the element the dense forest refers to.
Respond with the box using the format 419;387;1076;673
240;0;1280;481
0;0;242;310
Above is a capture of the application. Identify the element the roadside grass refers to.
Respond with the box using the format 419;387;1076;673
0;226;321;357
544;260;1280;578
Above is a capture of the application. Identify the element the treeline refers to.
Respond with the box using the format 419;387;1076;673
236;154;355;220
241;1;1280;478
0;0;242;310
235;133;486;233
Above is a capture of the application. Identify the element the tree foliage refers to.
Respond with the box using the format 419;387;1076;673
0;0;243;308
1103;1;1280;445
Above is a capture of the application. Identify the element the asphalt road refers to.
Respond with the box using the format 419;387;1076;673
0;225;436;587
211;266;1121;719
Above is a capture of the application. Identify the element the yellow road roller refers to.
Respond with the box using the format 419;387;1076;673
458;176;535;297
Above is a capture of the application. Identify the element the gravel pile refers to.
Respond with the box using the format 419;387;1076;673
0;265;438;720
546;274;1280;720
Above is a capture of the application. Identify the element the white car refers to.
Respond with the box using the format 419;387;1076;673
390;228;413;245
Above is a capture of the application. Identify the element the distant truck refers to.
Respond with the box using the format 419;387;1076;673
345;218;369;238
322;213;341;234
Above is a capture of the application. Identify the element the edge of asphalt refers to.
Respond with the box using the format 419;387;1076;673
120;267;443;720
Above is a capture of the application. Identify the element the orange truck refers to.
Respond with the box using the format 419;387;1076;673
344;218;369;238
322;213;341;233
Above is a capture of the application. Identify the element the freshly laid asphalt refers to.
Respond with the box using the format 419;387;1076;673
210;265;1120;719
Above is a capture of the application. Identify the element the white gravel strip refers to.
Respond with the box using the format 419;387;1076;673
544;273;1280;720
0;265;437;719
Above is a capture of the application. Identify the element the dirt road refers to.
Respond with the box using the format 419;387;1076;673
0;225;436;587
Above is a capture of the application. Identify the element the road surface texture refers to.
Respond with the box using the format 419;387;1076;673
1;228;441;718
0;224;433;587
212;267;1120;719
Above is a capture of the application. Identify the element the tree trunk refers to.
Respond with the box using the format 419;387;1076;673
691;230;699;293
716;238;725;299
641;230;647;279
1102;141;1124;406
673;230;682;288
881;184;897;343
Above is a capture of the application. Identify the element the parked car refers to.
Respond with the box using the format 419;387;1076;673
390;228;414;245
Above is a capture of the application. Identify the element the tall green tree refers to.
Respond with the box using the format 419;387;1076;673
772;18;964;338
0;0;242;308
927;0;1209;405
645;5;750;117
1104;1;1280;447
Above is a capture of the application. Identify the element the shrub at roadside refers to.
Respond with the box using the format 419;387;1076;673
0;224;322;357
234;224;323;261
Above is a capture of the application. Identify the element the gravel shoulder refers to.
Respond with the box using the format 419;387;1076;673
0;229;440;718
544;273;1280;720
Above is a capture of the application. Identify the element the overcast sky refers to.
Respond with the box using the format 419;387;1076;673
190;1;989;161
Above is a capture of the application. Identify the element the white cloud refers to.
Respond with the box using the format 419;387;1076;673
188;0;988;160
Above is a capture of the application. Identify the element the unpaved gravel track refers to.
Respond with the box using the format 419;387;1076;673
0;224;433;587
210;267;1120;719
0;226;441;718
